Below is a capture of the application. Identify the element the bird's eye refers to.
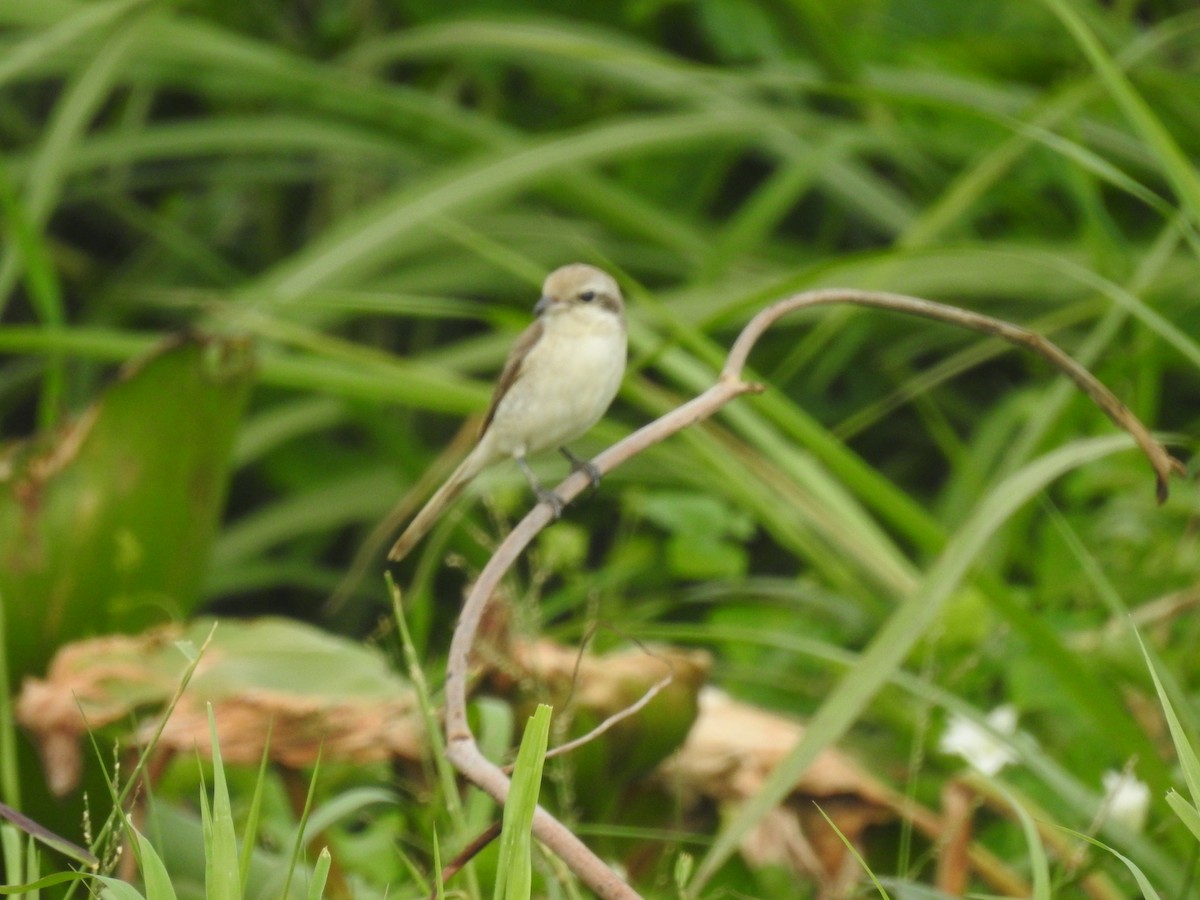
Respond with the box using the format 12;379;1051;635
579;290;596;302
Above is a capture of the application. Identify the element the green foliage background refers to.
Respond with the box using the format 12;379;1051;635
2;0;1200;896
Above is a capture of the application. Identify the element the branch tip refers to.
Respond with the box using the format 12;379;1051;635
1156;456;1188;504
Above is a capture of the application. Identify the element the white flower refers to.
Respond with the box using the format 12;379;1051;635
1101;769;1150;832
939;705;1019;776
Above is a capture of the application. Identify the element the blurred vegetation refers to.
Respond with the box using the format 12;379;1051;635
2;0;1199;896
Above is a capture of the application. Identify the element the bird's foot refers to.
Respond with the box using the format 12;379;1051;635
560;447;602;490
535;486;565;519
517;455;565;517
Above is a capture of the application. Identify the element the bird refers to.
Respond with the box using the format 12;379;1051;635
388;263;627;562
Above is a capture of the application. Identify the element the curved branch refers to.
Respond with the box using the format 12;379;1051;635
440;288;1182;900
724;289;1185;498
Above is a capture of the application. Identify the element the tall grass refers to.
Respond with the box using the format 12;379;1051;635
1;0;1198;896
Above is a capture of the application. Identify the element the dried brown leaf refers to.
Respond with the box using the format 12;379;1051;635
658;688;893;887
16;618;423;795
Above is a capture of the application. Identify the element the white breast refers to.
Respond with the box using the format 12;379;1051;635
483;306;626;460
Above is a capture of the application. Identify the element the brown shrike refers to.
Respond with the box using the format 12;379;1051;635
388;263;627;562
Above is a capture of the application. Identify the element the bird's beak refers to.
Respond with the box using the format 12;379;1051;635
533;295;553;316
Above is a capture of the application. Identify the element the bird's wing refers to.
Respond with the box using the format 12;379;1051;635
480;317;544;436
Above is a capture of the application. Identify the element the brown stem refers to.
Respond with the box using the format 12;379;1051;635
430;820;502;899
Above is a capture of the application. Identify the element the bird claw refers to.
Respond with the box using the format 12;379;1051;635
536;486;565;519
560;448;602;490
517;455;566;518
577;459;602;490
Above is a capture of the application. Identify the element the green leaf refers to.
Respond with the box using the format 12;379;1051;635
1136;633;1200;806
204;705;242;900
133;828;178;900
431;831;445;900
0;870;89;894
673;851;694;891
494;704;552;900
0;0;148;88
281;754;322;900
1056;826;1164;900
667;536;747;580
96;876;149;900
307;847;331;900
0;334;254;678
0;801;97;867
994;786;1051;900
1165;790;1200;843
238;723;274;891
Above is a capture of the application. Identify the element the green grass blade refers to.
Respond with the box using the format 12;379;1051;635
466;699;514;837
252;109;791;301
0;0;147;88
1056;827;1164;900
0;827;22;900
432;830;445;900
994;786;1051;900
296;788;398;839
23;840;37;900
280;752;321;900
133;829;178;900
1135;633;1200;806
812;804;890;898
238;722;274;892
1164;791;1200;843
494;704;552;900
389;575;482;898
94;878;146;900
690;435;1142;893
0;871;89;895
0;325;155;360
0;0;148;311
389;577;460;812
0;595;21;816
1040;0;1200;228
644;619;1186;892
306;847;331;900
205;705;242;900
0;802;97;868
81;628;217;867
0;164;66;427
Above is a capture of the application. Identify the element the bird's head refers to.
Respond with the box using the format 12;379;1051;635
534;264;624;318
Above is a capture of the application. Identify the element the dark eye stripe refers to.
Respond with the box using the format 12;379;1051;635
580;290;596;301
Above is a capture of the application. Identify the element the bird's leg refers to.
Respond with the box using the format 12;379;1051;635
517;455;564;519
559;446;602;490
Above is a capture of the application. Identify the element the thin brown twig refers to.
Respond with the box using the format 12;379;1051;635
544;671;675;763
563;619;599;713
545;630;694;763
505;629;681;766
429;819;503;899
440;288;1183;900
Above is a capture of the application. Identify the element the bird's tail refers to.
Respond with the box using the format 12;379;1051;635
387;448;488;562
